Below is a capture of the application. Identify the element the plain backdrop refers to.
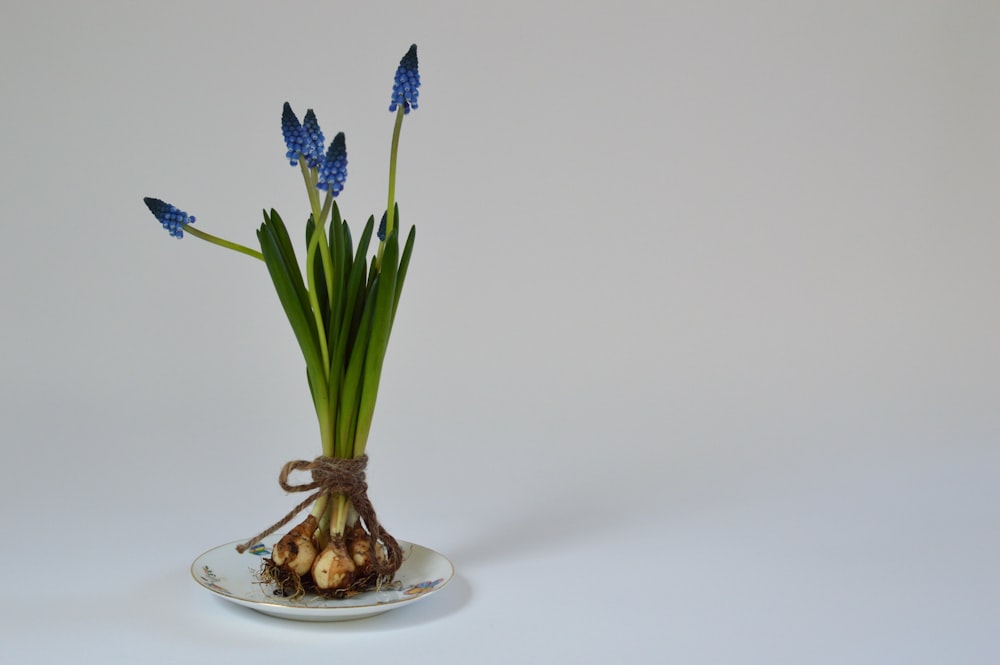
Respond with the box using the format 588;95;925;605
1;1;998;663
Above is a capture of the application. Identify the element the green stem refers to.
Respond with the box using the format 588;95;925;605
300;161;322;215
299;161;338;455
329;493;351;537
377;107;406;268
318;400;335;458
305;228;331;377
317;194;335;308
310;493;329;520
307;193;337;459
320;191;333;236
303;163;336;314
183;225;263;261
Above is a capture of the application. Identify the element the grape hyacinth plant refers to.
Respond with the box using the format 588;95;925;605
143;45;422;598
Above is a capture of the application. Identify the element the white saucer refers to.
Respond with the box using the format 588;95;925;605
191;536;453;621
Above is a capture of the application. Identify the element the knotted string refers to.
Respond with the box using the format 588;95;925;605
235;454;402;580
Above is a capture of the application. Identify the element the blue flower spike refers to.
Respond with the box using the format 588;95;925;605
143;197;195;239
301;109;326;168
281;102;305;166
377;211;387;241
389;44;420;114
317;132;348;197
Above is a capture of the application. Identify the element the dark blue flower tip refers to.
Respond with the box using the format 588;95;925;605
316;132;348;197
281;102;306;167
389;44;420;114
301;109;326;169
144;197;195;239
377;211;386;241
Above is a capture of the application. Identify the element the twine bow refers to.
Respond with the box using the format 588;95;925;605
235;454;402;578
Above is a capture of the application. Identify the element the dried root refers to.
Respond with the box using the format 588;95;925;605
256;557;307;601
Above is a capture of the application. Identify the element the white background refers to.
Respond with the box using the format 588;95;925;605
1;1;998;662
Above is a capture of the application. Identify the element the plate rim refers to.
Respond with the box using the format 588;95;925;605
190;535;454;616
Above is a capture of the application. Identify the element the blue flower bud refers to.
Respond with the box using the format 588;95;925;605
281;102;306;166
316;132;348;197
301;109;326;169
389;44;420;114
377;211;386;241
143;197;195;239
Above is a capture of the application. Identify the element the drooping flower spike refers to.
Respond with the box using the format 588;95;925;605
389;44;420;114
140;196;261;258
316;132;348;197
143;197;195;238
281;102;306;166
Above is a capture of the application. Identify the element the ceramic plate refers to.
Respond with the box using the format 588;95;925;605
191;536;453;621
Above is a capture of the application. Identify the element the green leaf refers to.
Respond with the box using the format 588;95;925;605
337;275;380;457
341;216;376;361
305;215;330;329
342;216;355;275
258;210;327;406
353;228;400;454
327;204;351;357
392;223;416;328
328;217;374;454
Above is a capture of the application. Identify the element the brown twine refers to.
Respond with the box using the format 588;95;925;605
235;454;402;580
